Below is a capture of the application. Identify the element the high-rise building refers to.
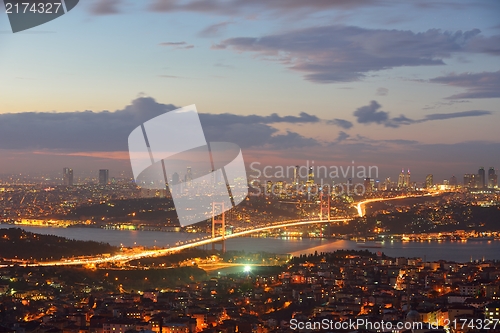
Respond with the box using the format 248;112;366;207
99;169;109;185
275;181;284;194
307;167;314;184
266;180;273;195
426;174;433;189
478;167;486;189
463;174;472;187
172;172;180;184
450;175;457;187
186;167;193;182
293;166;299;185
63;167;73;186
405;170;411;188
364;178;372;193
471;174;478;188
384;177;391;191
398;169;405;188
488;167;497;188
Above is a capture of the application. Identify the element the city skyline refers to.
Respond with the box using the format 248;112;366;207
1;1;500;179
12;164;496;190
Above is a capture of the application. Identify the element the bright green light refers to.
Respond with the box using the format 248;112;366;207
244;265;251;273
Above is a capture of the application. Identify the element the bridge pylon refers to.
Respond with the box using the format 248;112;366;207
319;190;331;238
319;190;331;222
211;202;226;253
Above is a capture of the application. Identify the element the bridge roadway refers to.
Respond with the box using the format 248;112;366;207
3;193;438;267
14;217;350;267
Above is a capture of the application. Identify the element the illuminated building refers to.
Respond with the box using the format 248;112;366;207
449;175;457;187
398;169;410;189
364;178;372;193
266;180;272;195
275;181;284;196
463;174;472;187
398;169;405;188
488;167;497;188
99;169;109;185
293;165;299;185
63;167;73;186
185;167;193;187
485;301;500;320
478;167;486;189
426;174;433;188
384;177;391;191
307;167;314;185
471;174;478;188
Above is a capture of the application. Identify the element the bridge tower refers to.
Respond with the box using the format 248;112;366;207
319;190;331;222
319;190;331;238
211;202;226;253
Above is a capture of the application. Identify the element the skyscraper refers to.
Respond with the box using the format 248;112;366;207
478;167;486;189
364;178;372;193
426;174;433;189
99;169;109;185
293;165;299;185
171;172;180;185
398;169;405;188
463;174;471;187
449;175;457;187
471;174;478;188
405;170;411;188
488;167;497;188
307;167;314;184
384;177;391;191
186;167;193;187
63;168;73;186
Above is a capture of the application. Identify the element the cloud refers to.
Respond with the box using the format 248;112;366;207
422;110;492;121
89;0;122;15
199;111;320;126
386;115;415;127
149;0;381;15
159;41;194;49
1;97;496;178
213;26;500;83
214;62;234;69
199;21;233;38
335;131;350;142
0;97;320;153
327;118;354;129
353;101;389;124
353;101;493;127
159;75;184;79
422;100;470;110
376;87;389;96
429;70;500;99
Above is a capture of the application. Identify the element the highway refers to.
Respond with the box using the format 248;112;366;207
355;192;438;217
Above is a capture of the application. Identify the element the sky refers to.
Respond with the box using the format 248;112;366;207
0;0;499;183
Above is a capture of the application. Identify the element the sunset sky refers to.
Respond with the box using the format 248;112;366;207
1;0;499;182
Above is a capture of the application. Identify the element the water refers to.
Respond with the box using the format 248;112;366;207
1;224;499;262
